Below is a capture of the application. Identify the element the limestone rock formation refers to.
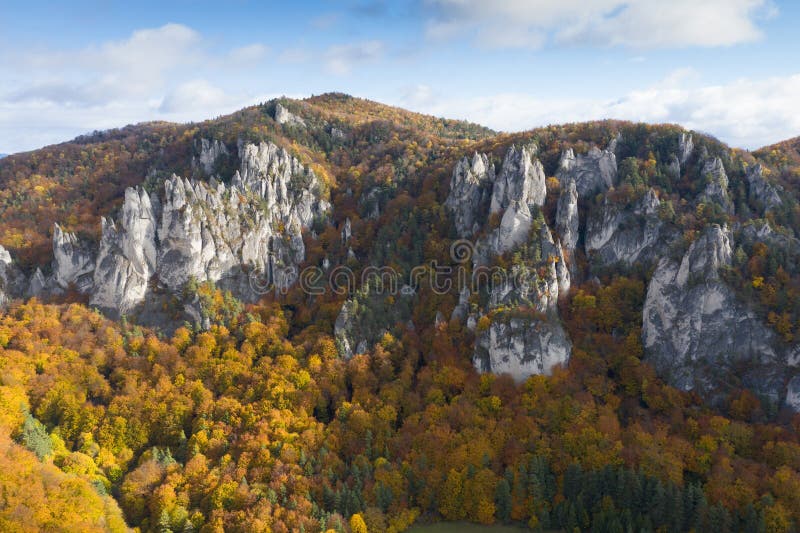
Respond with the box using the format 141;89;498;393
557;141;618;197
445;144;550;238
440;145;574;381
274;103;306;127
678;133;694;165
642;225;786;405
787;376;800;412
451;286;471;322
667;155;681;179
585;188;666;267
334;300;360;359
473;223;572;381
52;224;95;293
444;152;494;237
80;141;328;317
0;245;26;305
486;200;533;255
746;163;782;213
490;144;546;213
698;157;733;212
27;268;46;298
474;317;571;380
555;179;579;251
341;217;352;244
91;188;157;315
194;138;229;175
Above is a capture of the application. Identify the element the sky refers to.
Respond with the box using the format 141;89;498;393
1;0;799;154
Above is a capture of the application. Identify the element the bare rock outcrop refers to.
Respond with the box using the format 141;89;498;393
556;141;618;197
585;188;666;267
490;144;546;213
642;225;788;405
445;152;495;237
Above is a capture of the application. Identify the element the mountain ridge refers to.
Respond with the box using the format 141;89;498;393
2;93;800;532
1;94;798;409
0;93;772;269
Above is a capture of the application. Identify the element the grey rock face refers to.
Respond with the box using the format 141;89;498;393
678;133;694;165
236;142;330;226
52;224;95;293
154;141;327;295
91;188;157;315
27;268;46;298
0;245;26;305
539;224;571;298
746;163;783;213
585;188;666;267
195;138;229;175
667;154;681;179
698;157;733;213
0;246;12;305
445;144;549;238
555;179;579;251
330;126;347;141
787;376;800;412
334;300;360;359
473;317;571;381
490;144;546;213
642;225;786;404
341;217;352;245
274;103;306;127
557;141;617;197
445;152;495;237
473;223;571;381
442;145;572;381
664;134;693;182
86;141;328;317
485;226;569;314
486;200;533;255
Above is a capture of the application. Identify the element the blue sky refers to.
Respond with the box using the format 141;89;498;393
1;0;798;153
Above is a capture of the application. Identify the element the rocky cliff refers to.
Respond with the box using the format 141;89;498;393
642;225;793;406
490;144;546;213
472;222;572;381
585;188;668;267
746;163;783;214
445;152;494;238
2;103;799;415
556;139;618;197
441;144;573;380
0;245;25;305
5;140;329;320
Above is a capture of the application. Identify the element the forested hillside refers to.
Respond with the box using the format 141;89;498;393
1;94;799;532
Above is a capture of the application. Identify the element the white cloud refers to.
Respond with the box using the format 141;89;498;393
159;80;235;114
397;71;800;149
324;40;385;75
6;23;206;107
228;44;269;63
0;24;275;152
424;0;774;49
401;84;437;107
